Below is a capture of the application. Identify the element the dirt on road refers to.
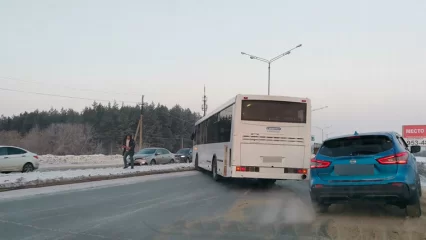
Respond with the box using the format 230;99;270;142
316;191;426;240
159;179;426;240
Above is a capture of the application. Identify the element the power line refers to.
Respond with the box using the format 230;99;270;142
0;76;141;96
0;87;139;104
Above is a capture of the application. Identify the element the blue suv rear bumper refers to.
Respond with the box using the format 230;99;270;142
310;183;418;205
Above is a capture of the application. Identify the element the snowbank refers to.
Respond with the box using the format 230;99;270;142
417;156;426;163
39;154;123;165
0;163;194;189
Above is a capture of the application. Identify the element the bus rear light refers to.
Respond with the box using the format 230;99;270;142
236;166;259;172
284;168;308;174
243;97;248;99
302;99;306;102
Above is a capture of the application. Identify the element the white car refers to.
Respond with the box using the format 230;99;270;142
0;146;40;173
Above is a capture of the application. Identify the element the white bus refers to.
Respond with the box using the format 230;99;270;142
191;94;312;184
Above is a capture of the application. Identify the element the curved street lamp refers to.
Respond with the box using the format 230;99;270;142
241;44;302;95
312;106;328;112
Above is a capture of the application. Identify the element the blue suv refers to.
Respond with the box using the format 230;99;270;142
310;132;422;217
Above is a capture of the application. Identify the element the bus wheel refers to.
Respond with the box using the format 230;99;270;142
212;159;220;181
195;155;200;171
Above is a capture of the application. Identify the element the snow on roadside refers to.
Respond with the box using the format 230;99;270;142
416;157;426;186
417;156;426;163
39;154;123;165
0;163;194;189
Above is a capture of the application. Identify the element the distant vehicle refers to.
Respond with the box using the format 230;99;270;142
129;147;176;165
191;94;311;185
310;132;422;217
174;148;193;163
0;146;40;173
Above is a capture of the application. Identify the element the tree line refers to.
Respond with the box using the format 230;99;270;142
0;101;201;155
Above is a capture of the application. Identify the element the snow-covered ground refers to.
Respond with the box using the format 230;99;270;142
0;163;194;189
416;157;426;186
37;154;130;171
417;156;426;163
39;154;123;165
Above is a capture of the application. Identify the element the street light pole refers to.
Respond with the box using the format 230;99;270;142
241;44;302;95
268;63;271;95
314;125;332;142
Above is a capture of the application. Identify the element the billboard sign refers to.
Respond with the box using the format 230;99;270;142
402;125;426;146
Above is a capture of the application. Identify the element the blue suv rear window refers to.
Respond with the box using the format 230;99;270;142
319;135;393;157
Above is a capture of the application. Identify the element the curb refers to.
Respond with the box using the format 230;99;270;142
0;167;195;192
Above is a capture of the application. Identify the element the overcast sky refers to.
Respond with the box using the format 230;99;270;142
1;0;425;141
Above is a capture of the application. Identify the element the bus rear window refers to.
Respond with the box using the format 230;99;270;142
241;100;306;123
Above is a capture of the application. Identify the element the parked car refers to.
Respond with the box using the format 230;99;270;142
0;146;40;173
128;147;176;165
174;148;193;163
310;132;422;217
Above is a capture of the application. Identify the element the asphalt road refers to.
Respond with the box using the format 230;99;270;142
1;171;426;240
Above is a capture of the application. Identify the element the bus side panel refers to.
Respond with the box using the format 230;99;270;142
232;97;242;168
197;144;213;171
222;103;237;177
304;103;312;179
197;143;229;172
214;142;231;177
215;103;236;178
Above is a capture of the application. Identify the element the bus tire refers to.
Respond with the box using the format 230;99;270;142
195;154;200;171
212;158;220;181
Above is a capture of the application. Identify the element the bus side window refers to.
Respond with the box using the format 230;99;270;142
196;124;201;144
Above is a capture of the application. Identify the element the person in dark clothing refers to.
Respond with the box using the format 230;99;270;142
122;134;136;169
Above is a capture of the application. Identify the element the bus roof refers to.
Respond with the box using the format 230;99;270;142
194;94;310;126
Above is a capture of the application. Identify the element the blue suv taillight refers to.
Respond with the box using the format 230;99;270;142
376;152;408;165
310;158;331;169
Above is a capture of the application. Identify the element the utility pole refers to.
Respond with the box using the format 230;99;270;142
134;95;144;150
201;85;208;117
181;137;184;149
140;95;144;149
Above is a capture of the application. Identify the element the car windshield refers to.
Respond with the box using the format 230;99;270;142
176;149;189;154
138;149;156;154
319;135;394;157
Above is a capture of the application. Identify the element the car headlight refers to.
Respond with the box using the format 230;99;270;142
181;155;186;158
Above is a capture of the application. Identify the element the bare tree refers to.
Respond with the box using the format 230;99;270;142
1;123;102;155
41;123;100;155
0;130;22;146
